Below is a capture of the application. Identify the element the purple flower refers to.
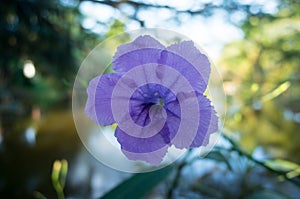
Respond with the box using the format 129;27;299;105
85;35;218;165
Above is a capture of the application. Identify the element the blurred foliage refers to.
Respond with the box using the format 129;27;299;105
0;111;80;198
51;159;68;199
0;0;100;130
219;0;300;163
34;159;68;199
155;135;300;199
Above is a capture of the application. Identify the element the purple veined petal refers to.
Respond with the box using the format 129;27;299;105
190;94;219;147
113;35;165;70
159;49;209;93
112;35;209;93
164;100;181;142
112;35;165;74
129;100;151;127
115;122;171;148
121;146;168;166
164;92;218;149
114;125;171;153
85;76;99;123
167;41;211;87
113;48;162;73
85;73;121;126
168;91;200;148
115;124;170;165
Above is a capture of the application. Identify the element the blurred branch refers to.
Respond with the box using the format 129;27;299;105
167;149;192;199
80;0;255;25
222;133;300;187
81;0;209;11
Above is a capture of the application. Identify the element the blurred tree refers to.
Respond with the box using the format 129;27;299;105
1;0;298;152
220;0;300;163
0;0;100;130
0;0;283;131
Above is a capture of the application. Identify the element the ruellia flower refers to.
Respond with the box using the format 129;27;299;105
85;35;218;165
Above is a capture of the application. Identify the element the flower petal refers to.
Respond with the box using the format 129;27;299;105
113;35;164;61
112;36;210;93
164;93;218;148
115;125;170;165
85;74;121;126
166;92;200;148
113;35;164;73
167;41;210;87
121;147;168;166
115;124;171;152
190;94;218;147
165;100;181;142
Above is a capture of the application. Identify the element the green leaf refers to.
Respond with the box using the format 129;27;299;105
100;166;174;199
264;159;300;179
205;151;233;171
262;81;291;102
264;159;300;173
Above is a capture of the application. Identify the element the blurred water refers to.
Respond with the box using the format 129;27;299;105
69;148;130;198
0;110;128;198
1;110;300;198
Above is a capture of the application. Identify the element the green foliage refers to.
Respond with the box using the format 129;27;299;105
100;166;174;199
265;159;300;179
204;150;233;171
34;159;69;199
219;0;300;163
168;135;300;198
0;0;100;115
106;20;126;38
51;159;68;199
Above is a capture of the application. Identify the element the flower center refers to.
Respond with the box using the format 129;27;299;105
154;92;164;107
157;96;164;107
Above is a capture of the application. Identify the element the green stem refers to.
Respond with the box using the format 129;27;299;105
57;190;65;199
53;183;65;199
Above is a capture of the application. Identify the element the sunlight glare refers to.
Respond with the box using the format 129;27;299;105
23;60;36;79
